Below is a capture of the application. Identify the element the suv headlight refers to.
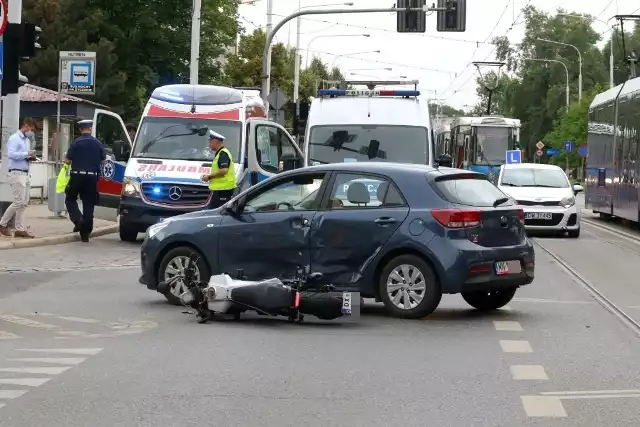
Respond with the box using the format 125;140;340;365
560;196;575;208
122;177;141;197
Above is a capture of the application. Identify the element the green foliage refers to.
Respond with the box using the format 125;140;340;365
430;103;465;117
20;0;239;122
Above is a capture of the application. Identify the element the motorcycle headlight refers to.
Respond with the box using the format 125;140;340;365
122;177;141;197
560;196;575;208
147;221;169;239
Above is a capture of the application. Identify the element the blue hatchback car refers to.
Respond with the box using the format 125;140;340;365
139;162;535;319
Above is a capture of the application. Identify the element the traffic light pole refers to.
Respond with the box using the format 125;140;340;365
0;0;22;226
259;5;447;103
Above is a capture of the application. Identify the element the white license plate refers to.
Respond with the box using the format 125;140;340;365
342;292;352;315
495;261;522;275
525;212;553;220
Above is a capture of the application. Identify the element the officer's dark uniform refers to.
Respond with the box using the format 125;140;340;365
64;119;106;242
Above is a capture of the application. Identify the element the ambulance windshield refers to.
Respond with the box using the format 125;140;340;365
131;117;242;162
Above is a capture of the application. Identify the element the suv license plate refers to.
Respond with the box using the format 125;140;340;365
342;292;352;315
495;261;522;275
525;212;553;220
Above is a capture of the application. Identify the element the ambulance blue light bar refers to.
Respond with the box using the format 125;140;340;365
318;89;421;97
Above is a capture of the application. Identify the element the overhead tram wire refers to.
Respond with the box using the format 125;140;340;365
443;0;533;100
440;0;514;97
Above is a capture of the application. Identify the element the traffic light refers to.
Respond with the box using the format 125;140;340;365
436;0;467;32
1;22;41;95
397;0;426;33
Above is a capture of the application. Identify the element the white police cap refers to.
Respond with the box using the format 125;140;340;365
208;130;225;141
77;119;93;129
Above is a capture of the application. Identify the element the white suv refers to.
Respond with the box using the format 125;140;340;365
497;163;583;238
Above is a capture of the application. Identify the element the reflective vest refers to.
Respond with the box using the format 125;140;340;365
209;147;237;191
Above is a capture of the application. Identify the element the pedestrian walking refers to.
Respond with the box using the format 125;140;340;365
0;117;38;238
200;130;237;209
64;120;106;242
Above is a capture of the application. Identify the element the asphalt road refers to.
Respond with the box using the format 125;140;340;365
1;228;640;426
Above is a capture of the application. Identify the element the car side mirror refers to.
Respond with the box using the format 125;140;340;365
280;153;299;172
437;154;453;168
222;198;243;215
113;140;130;162
572;184;584;195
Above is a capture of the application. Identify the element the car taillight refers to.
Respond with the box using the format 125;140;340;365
292;291;300;309
517;208;524;224
431;209;482;228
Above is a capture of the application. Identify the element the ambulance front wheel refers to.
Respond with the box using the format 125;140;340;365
119;224;139;242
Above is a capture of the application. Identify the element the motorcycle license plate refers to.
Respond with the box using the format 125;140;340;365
342;292;352;315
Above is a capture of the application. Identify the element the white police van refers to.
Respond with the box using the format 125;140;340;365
303;80;436;201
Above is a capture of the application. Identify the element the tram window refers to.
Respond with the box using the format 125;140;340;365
598;168;606;187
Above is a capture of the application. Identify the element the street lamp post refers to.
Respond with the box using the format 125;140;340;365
331;50;380;70
524;58;570;112
306;34;370;68
537;37;582;101
558;13;615;89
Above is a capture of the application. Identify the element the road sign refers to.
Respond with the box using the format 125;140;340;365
563;140;574;152
59;51;96;95
506;150;521;164
536;141;545;150
0;0;7;37
546;148;560;156
267;88;289;110
536;149;543;157
578;144;588;157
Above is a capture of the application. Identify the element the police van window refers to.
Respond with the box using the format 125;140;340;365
308;125;428;165
328;173;403;209
95;114;128;156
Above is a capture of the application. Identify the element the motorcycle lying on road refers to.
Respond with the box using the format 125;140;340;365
158;258;360;324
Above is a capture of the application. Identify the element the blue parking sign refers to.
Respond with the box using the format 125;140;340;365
506;150;521;164
563;140;574;152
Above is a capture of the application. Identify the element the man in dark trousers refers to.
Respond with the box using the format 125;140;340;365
64;120;106;242
200;130;237;209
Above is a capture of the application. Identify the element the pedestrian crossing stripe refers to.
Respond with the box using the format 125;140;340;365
0;331;19;339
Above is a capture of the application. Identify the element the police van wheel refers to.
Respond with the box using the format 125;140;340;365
158;246;211;306
119;225;138;242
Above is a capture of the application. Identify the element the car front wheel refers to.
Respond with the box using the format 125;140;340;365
461;287;517;311
157;247;210;306
378;254;442;319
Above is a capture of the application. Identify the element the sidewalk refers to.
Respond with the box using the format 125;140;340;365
0;202;118;250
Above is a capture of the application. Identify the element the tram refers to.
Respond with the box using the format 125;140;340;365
585;76;640;222
448;116;521;183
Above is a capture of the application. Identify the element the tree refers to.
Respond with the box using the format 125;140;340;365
21;0;239;121
430;103;465;116
601;25;640;86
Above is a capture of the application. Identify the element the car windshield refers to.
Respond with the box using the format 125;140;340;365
307;125;429;164
131;117;242;161
475;126;511;165
500;168;569;188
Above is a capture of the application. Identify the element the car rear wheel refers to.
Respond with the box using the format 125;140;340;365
378;255;442;319
461;287;517;311
157;247;210;306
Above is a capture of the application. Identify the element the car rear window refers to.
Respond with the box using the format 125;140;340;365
431;175;514;207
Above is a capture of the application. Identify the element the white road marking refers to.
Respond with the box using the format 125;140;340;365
521;396;567;417
15;348;103;355
0;378;51;387
56;316;101;324
0;331;19;339
542;390;640;396
501;305;512;311
510;365;549;380
0;313;84;336
513;297;595;304
493;321;522;331
6;357;86;365
0;403;4;408
0;390;27;399
500;340;533;353
555;394;640;399
0;367;71;375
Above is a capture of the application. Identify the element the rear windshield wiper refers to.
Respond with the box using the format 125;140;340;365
493;197;510;207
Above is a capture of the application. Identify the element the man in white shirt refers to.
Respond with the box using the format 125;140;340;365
0;117;37;238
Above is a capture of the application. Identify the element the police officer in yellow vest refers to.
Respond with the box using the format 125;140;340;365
201;130;237;209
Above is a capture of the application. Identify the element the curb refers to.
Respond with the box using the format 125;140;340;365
0;224;118;250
